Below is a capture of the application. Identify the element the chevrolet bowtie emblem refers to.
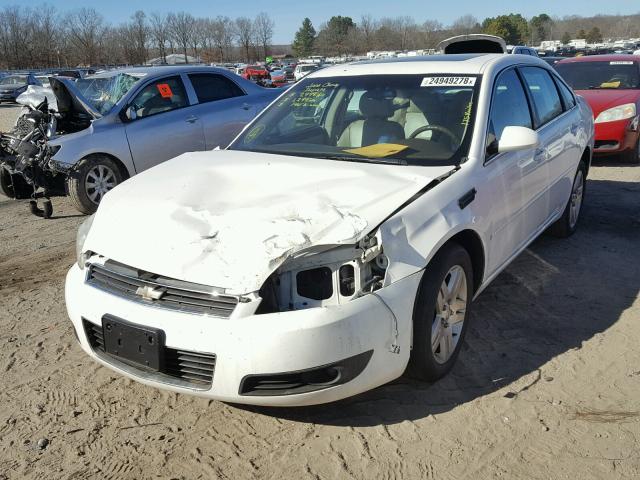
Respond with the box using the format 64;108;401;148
135;285;165;301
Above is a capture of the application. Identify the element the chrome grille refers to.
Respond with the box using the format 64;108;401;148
87;261;238;317
82;319;216;388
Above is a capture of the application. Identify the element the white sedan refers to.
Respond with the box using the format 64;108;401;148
66;53;594;406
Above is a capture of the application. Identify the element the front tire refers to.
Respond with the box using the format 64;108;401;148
0;169;32;199
548;161;586;238
407;243;473;381
624;136;640;164
67;156;123;215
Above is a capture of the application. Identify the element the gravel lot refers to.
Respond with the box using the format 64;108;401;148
1;108;640;479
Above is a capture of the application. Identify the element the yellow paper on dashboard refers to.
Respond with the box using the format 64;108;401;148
344;143;408;158
600;81;621;88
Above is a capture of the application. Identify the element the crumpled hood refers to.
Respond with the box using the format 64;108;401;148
49;77;101;118
84;150;453;294
576;89;640;118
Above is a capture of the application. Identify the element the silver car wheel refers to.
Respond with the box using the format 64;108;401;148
85;164;117;204
432;265;467;364
569;169;584;229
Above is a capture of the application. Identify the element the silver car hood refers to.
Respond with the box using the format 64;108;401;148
84;150;454;294
49;77;101;119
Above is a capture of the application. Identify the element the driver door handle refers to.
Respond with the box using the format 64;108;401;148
185;115;199;124
241;103;251;111
534;148;548;162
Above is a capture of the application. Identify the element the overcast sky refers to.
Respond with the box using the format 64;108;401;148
3;0;639;43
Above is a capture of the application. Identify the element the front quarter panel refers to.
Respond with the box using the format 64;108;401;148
49;118;135;175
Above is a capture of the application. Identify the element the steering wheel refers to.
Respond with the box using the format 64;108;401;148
408;125;460;145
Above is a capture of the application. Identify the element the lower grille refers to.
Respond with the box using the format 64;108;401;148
83;319;216;389
86;260;239;317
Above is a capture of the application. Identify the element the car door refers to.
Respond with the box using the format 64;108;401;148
518;66;572;226
549;74;583;215
483;67;550;274
124;75;205;173
185;72;255;149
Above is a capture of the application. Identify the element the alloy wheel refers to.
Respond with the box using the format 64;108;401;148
431;265;467;364
569;170;584;229
85;164;117;204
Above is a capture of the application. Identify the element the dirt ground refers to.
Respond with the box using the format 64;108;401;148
1;102;639;479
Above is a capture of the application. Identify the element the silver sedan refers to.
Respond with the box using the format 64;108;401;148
47;66;281;213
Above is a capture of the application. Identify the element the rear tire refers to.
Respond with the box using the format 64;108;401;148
407;243;473;382
67;155;123;215
548;160;587;238
0;169;32;199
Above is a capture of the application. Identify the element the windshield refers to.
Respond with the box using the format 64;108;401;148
75;73;143;115
230;74;479;166
556;61;640;90
0;75;27;85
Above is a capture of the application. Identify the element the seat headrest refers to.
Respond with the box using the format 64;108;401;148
360;92;395;119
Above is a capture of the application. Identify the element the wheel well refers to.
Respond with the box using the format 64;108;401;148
446;230;485;294
82;153;131;180
581;147;591;177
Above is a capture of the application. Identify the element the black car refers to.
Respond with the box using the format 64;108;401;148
0;73;41;103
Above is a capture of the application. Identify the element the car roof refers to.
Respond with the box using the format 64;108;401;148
310;54;546;78
88;65;236;78
556;54;640;64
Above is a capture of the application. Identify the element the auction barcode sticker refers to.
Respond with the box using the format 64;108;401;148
421;76;477;87
610;61;633;65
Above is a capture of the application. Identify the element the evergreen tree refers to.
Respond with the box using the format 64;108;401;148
292;18;316;57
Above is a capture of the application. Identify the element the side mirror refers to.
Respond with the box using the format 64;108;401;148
125;105;137;121
498;126;540;153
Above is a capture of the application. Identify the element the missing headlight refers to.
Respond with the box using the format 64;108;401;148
255;240;389;314
296;267;333;300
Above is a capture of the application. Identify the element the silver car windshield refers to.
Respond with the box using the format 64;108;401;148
230;74;479;166
75;73;143;115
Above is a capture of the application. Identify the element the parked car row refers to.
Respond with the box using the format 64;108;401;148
0;66;281;216
66;38;596;406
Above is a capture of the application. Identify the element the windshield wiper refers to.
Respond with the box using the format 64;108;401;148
319;154;408;166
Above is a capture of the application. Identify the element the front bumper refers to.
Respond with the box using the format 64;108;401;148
65;264;417;406
593;117;639;155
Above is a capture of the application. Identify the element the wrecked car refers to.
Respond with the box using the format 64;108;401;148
0;73;41;103
0;66;281;216
67;54;594;406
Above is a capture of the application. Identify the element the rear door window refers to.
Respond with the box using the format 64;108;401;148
519;67;563;128
131;76;189;119
553;76;576;110
188;73;245;103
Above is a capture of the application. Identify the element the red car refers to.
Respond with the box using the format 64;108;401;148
242;65;269;82
556;55;640;163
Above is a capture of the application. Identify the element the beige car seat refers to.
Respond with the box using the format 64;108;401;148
338;92;405;148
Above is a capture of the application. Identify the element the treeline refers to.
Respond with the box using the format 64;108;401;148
0;5;276;69
293;12;640;57
2;5;640;70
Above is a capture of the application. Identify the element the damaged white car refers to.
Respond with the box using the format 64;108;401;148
66;53;594;406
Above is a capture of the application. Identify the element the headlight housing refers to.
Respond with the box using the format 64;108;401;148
594;103;637;124
256;236;388;314
75;214;95;269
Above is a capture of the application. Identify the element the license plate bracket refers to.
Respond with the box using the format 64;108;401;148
102;315;164;371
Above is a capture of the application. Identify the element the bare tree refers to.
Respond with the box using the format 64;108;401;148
167;11;194;63
210;16;235;62
254;12;274;59
130;10;148;64
360;14;377;52
65;7;105;66
234;16;254;62
149;13;169;63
